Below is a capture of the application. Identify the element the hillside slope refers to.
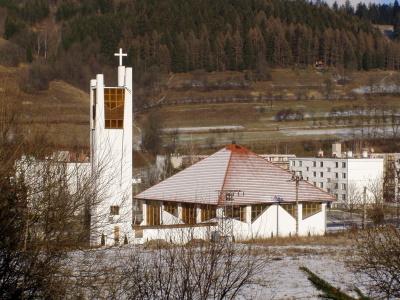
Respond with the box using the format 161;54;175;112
0;65;89;148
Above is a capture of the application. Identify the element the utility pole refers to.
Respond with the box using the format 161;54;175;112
396;168;400;227
216;189;244;241
290;172;303;235
362;186;367;229
273;195;284;237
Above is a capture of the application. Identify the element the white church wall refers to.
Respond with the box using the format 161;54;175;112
247;205;276;240
90;60;133;247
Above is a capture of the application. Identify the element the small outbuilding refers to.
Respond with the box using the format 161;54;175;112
134;144;334;243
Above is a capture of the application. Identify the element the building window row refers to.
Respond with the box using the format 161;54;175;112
225;206;246;222
201;205;216;222
146;201;324;225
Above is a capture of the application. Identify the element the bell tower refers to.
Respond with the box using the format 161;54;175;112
90;49;133;246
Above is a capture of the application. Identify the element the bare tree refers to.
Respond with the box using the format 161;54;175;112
345;182;362;225
67;233;268;300
389;107;400;138
351;225;400;299
366;178;385;226
0;95;109;298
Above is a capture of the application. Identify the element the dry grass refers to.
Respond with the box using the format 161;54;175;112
241;231;355;247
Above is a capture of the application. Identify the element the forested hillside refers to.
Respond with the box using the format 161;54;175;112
342;0;400;27
1;0;400;108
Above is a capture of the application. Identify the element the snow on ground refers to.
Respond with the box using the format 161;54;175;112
242;245;368;299
68;244;369;300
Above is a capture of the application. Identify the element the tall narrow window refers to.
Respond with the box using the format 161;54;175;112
147;202;161;226
114;226;120;244
104;88;124;129
182;203;197;224
201;205;216;222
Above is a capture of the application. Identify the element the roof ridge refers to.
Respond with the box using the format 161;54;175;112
218;149;233;206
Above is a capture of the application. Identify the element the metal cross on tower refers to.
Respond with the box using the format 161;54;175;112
114;48;127;66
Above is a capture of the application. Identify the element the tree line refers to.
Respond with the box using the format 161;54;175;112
338;0;400;31
2;0;400;79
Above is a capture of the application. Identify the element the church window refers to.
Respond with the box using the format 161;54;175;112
182;203;197;224
146;202;161;226
225;206;246;222
281;203;296;218
251;204;270;222
110;205;119;215
104;88;124;129
164;202;178;217
114;226;120;244
201;205;216;222
302;202;322;219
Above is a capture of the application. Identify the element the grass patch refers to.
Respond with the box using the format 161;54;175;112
300;266;370;300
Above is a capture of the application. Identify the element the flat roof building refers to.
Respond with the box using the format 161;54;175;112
289;144;384;206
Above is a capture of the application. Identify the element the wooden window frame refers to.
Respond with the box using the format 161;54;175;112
224;206;246;222
200;205;216;222
182;203;197;225
104;88;125;129
146;201;161;226
302;202;322;219
164;202;178;217
281;203;296;218
251;204;269;222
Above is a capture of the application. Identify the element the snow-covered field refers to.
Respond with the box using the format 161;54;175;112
68;243;369;300
242;245;368;299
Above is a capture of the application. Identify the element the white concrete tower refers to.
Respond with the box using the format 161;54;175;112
90;49;133;246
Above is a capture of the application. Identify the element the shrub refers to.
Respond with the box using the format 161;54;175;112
19;62;54;93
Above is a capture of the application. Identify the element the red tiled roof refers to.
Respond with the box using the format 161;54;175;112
135;144;335;205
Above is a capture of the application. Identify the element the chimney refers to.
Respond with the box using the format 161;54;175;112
317;149;324;157
347;151;353;158
362;149;368;158
332;143;341;158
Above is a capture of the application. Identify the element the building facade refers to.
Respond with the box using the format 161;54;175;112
289;149;384;205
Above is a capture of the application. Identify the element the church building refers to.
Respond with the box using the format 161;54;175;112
133;144;335;243
88;50;334;246
90;49;133;246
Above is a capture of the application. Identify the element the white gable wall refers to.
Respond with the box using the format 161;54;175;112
299;203;326;236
